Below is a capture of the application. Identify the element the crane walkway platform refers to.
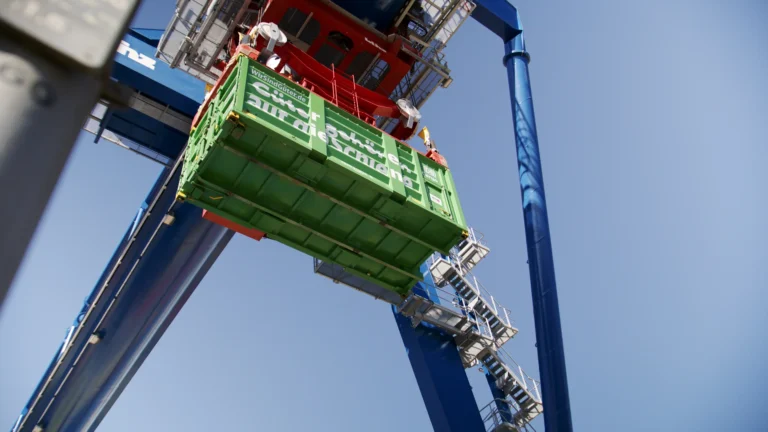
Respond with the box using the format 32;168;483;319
428;255;516;347
396;292;506;368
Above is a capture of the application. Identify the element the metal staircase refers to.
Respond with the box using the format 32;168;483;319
313;226;543;429
426;228;544;429
479;348;544;429
428;256;515;346
396;288;514;368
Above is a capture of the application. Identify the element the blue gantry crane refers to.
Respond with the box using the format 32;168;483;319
7;1;571;431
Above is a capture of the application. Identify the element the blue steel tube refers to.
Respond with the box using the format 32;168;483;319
392;263;485;432
503;29;573;431
484;372;513;423
10;159;233;432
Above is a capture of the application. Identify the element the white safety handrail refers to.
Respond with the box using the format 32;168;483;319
495;347;543;403
428;249;515;329
465;226;486;246
480;398;539;432
416;277;502;341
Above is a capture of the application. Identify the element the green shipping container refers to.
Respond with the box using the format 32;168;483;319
179;55;468;295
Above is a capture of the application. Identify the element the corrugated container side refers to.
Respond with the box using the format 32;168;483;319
237;58;467;249
178;55;468;294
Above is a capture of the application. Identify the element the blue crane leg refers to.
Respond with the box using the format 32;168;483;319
504;29;574;432
11;160;233;432
391;264;484;432
11;27;214;430
471;2;573;429
9;202;149;432
392;307;485;432
484;372;513;422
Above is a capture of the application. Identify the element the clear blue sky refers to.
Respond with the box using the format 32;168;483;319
2;1;767;430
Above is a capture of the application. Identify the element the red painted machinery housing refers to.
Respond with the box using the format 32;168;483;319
213;0;424;141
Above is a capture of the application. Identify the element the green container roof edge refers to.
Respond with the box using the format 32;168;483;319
178;54;469;295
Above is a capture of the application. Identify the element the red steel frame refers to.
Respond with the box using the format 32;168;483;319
256;0;418;97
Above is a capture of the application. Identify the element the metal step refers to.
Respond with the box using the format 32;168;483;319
481;398;535;432
479;349;544;427
429;257;516;346
454;331;490;368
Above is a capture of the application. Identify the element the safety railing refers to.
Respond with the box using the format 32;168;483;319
450;238;513;323
81;102;173;166
480;399;539;432
480;398;512;432
494;347;543;404
456;264;514;329
464;226;487;247
426;251;515;330
421;279;502;342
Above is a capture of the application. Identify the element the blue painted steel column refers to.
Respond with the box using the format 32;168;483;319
484;372;513;423
11;160;234;432
392;264;484;432
503;22;573;432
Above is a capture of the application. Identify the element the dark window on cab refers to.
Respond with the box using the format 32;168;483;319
360;59;390;90
314;44;345;69
279;8;320;46
345;52;376;81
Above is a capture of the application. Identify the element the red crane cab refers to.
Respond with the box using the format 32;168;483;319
205;0;424;141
